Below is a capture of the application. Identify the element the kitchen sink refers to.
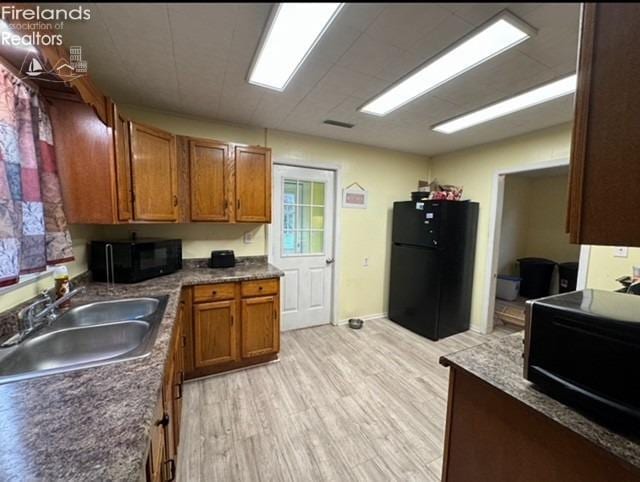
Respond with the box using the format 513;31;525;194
55;298;160;328
0;296;167;385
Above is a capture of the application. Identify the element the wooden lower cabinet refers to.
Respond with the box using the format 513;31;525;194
441;367;640;482
241;295;279;358
193;300;238;368
185;278;281;379
146;294;185;482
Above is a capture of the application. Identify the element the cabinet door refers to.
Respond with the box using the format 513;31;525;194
241;295;279;358
130;122;178;221
234;145;272;223
112;102;133;221
568;4;640;245
162;350;177;482
172;301;185;449
193;300;238;367
189;139;230;221
146;394;166;482
49;97;116;224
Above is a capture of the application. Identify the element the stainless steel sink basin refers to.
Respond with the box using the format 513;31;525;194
55;298;160;328
0;296;167;385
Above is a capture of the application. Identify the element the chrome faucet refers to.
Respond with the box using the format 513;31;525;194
1;286;86;347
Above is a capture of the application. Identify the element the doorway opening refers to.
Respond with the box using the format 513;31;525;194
485;160;589;332
270;163;340;331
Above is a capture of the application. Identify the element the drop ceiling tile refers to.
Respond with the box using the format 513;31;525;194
332;4;386;33
408;13;474;59
315;65;389;99
307;24;362;65
366;4;451;51
336;33;404;78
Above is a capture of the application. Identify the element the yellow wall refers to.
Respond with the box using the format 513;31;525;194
586;247;640;290
0;225;96;312
429;123;573;332
112;106;430;321
524;175;580;264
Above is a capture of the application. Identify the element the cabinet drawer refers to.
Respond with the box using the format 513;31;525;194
241;278;279;297
193;283;236;303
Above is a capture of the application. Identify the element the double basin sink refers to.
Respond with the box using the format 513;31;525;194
0;296;168;385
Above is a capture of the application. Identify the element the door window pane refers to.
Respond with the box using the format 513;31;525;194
310;231;324;253
281;178;327;256
284;180;297;204
311;207;324;229
283;231;296;255
312;182;325;205
300;181;312;204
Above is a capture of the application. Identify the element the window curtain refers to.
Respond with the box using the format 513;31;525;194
0;64;73;287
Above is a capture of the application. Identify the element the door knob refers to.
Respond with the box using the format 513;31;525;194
326;258;335;265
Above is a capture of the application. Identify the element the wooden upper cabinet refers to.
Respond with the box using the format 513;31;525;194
193;300;238;367
129;122;179;222
112;102;133;222
49;97;116;224
568;4;640;246
189;139;230;221
241;295;279;359
234;145;272;223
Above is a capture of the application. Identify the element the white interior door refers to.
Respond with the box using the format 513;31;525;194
272;165;335;331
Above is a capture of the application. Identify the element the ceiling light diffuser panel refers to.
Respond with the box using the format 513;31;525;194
432;74;577;134
360;11;535;116
248;3;344;91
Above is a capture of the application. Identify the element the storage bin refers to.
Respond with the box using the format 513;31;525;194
518;257;556;299
496;275;521;301
558;262;579;293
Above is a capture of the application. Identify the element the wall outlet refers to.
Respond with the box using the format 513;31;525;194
363;257;369;267
243;231;254;244
614;246;629;258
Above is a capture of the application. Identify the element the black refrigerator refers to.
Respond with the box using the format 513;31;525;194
388;200;479;341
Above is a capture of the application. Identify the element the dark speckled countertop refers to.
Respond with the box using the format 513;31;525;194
0;257;282;482
440;332;640;472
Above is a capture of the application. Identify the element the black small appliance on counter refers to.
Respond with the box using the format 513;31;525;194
525;289;640;434
90;238;182;283
209;250;236;268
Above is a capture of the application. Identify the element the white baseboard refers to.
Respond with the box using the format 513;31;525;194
335;312;388;325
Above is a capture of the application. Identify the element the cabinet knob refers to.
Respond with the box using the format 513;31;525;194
211;290;217;296
156;413;170;427
258;286;263;290
173;195;178;207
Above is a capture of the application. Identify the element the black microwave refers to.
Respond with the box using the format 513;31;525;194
524;289;640;434
90;238;182;283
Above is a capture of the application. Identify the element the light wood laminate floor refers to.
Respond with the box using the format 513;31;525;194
177;319;518;482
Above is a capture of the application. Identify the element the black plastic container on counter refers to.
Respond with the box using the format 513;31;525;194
518;257;556;299
209;250;236;268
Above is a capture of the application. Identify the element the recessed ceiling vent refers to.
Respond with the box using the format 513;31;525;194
323;119;355;128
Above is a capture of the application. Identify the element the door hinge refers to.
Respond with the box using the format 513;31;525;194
237;199;240;210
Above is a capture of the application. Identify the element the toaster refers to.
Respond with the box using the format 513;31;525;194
209;250;236;268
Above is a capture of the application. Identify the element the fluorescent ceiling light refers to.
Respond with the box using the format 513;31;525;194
248;3;343;91
432;74;577;134
360;11;534;116
0;20;37;52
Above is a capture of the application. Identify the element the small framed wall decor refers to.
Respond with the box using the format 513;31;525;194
342;182;368;209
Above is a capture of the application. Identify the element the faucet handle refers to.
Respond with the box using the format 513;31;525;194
39;290;53;303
